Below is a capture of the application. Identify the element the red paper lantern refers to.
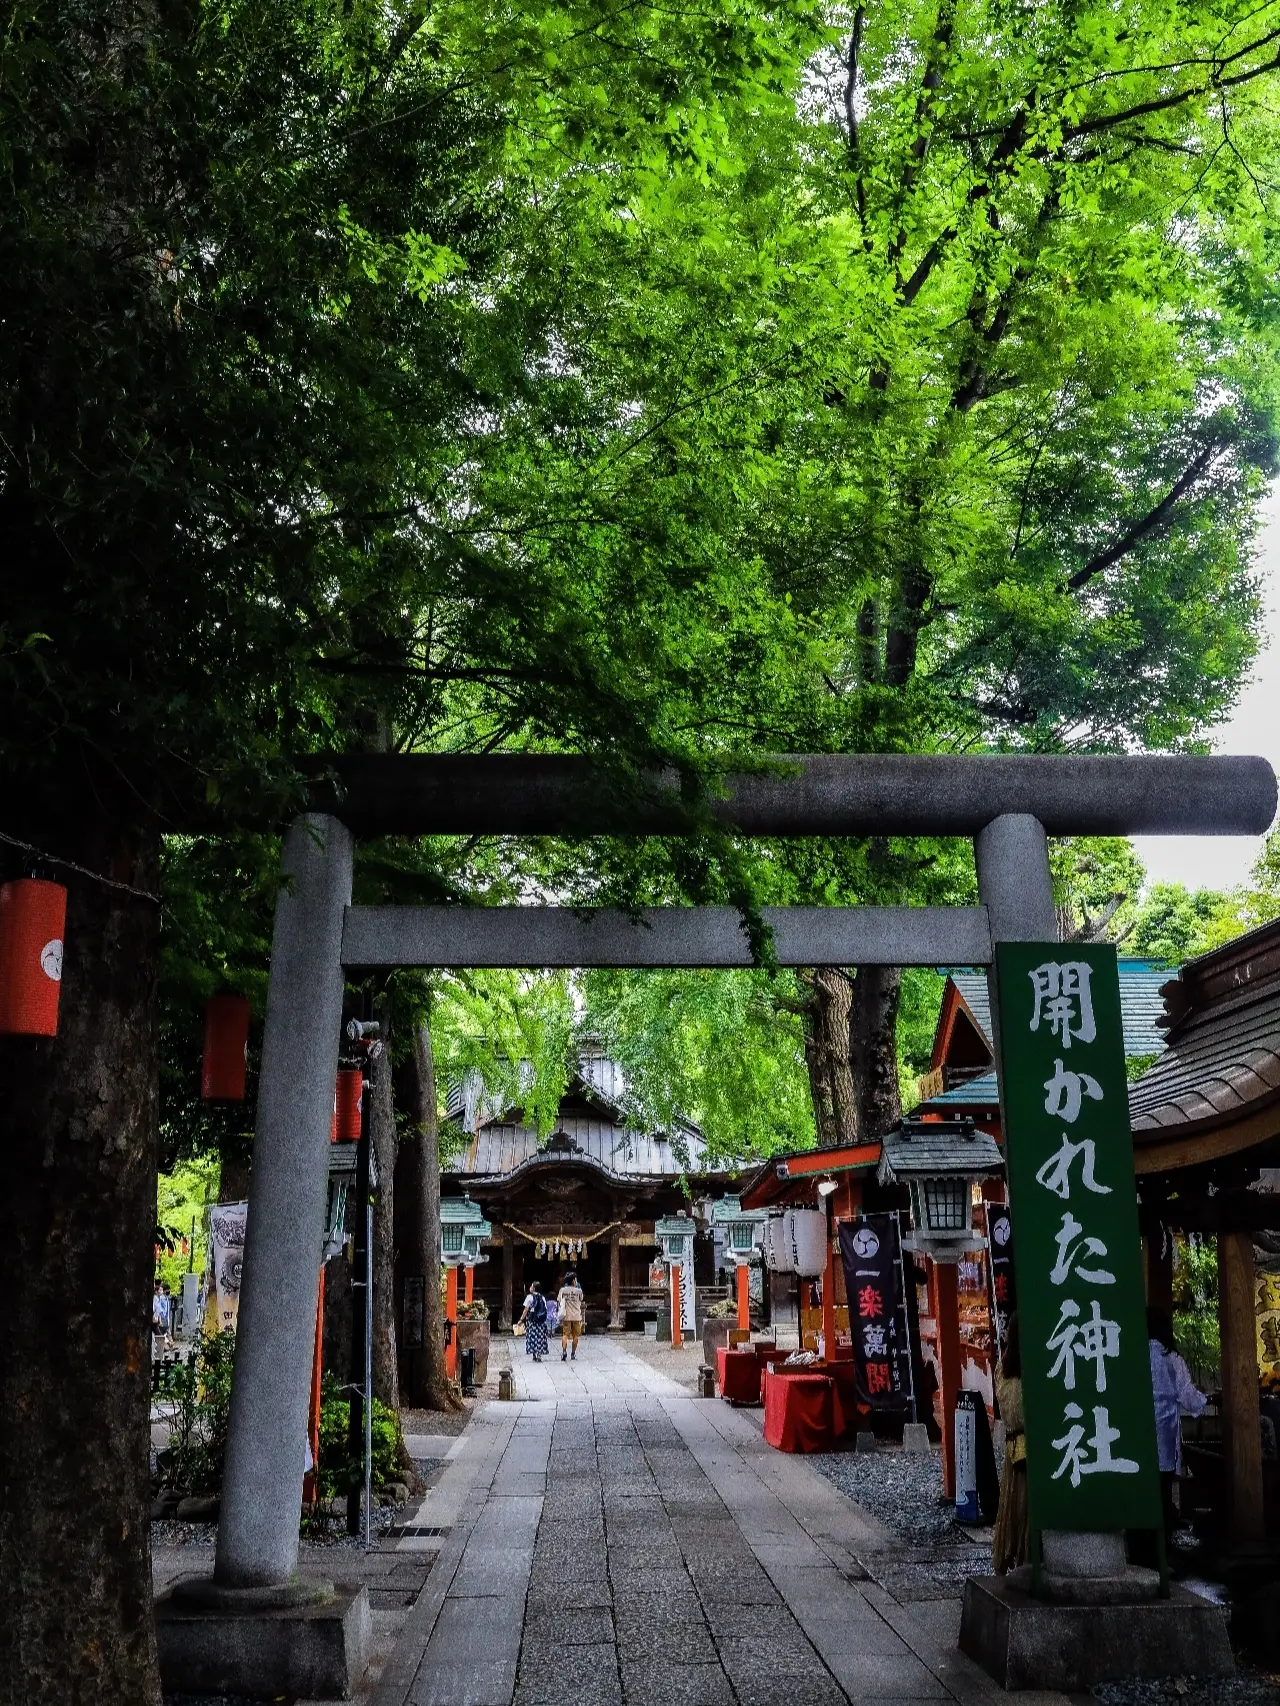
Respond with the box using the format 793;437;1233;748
201;994;250;1100
0;879;67;1036
334;1068;363;1141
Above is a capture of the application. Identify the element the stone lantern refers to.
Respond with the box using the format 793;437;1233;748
440;1196;491;1267
878;1116;1002;1518
654;1211;696;1347
710;1194;765;1332
440;1198;491;1372
877;1117;1001;1261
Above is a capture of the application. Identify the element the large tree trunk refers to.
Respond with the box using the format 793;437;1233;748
850;965;903;1139
217;1148;252;1205
0;831;162;1706
370;992;399;1409
801;967;858;1147
398;1019;459;1411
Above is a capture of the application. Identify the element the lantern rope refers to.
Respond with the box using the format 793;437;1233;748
0;829;161;903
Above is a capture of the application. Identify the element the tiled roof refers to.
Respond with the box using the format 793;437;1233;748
1129;919;1280;1136
921;1070;1000;1109
879;1119;1003;1182
950;961;1168;1059
443;1049;726;1182
446;1114;720;1182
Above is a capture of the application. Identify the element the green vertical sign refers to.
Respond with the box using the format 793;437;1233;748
994;943;1161;1535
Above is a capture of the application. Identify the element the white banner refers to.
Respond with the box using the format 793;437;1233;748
208;1201;248;1334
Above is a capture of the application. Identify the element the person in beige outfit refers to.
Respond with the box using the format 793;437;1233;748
557;1271;585;1361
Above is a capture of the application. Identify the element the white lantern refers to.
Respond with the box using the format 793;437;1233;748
762;1214;794;1273
786;1208;828;1279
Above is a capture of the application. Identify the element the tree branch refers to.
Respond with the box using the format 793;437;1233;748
844;5;869;230
1066;442;1226;591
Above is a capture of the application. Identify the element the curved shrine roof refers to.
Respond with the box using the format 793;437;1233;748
1129;919;1280;1159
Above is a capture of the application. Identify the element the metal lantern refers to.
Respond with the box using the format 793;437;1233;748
440;1197;492;1268
654;1211;696;1268
877;1117;1003;1260
710;1194;766;1262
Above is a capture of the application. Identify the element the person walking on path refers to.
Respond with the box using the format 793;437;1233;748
992;1313;1028;1574
558;1270;585;1361
151;1279;168;1361
1148;1306;1207;1539
518;1281;549;1362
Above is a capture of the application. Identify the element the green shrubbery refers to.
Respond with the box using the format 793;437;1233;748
1174;1235;1220;1390
157;1330;236;1495
316;1371;402;1498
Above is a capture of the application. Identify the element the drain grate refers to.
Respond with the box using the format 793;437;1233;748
386;1523;450;1539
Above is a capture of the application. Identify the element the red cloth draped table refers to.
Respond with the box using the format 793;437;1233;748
716;1346;763;1405
762;1368;846;1452
754;1344;791;1372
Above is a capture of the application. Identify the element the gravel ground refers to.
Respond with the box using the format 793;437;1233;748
153;1501;405;1551
1094;1674;1280;1705
809;1443;965;1544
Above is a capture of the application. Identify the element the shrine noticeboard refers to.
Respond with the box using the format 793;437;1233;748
994;943;1161;1536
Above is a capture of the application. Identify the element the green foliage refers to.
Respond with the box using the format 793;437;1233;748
317;1372;401;1495
158;1330;237;1495
9;0;1280;1211
1241;829;1280;931
898;969;948;1110
155;1158;221;1292
582;969;815;1163
1173;1235;1220;1389
1128;882;1248;966
428;971;576;1146
1051;840;1148;943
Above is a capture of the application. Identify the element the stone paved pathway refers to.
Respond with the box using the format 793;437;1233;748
370;1338;1085;1706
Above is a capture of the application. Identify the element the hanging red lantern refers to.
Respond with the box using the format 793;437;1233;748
0;879;68;1036
201;994;250;1100
334;1068;363;1141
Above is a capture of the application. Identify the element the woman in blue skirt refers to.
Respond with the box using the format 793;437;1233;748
518;1281;549;1362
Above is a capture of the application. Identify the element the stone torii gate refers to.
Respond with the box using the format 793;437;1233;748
174;753;1276;1691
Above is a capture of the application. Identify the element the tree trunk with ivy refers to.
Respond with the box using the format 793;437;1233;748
850;966;904;1140
397;1019;459;1411
799;967;858;1147
0;834;162;1706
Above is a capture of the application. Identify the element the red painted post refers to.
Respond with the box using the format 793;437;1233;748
303;1268;325;1504
935;1259;961;1499
464;1265;474;1305
821;1201;837;1365
670;1263;683;1348
736;1264;750;1334
445;1266;459;1380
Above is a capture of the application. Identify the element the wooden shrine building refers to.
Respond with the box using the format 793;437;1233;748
1128;919;1280;1542
442;1043;736;1329
914;959;1170;1127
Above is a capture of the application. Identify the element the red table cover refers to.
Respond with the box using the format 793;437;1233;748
716;1346;763;1404
762;1368;846;1452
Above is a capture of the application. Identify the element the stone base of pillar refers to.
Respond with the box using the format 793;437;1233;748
608;1312;625;1331
156;1582;371;1699
959;1576;1233;1691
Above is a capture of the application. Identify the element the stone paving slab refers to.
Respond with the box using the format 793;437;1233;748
357;1336;1091;1706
